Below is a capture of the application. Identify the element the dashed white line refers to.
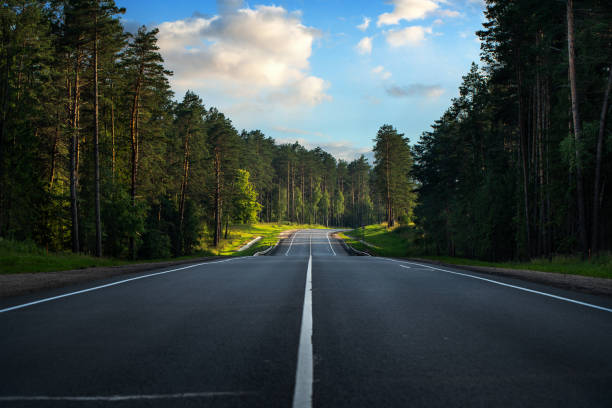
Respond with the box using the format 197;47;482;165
326;232;336;256
292;254;313;408
395;261;612;314
0;258;242;314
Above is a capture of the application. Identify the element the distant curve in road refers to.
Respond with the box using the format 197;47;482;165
1;229;612;407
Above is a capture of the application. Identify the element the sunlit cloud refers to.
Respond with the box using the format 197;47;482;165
356;36;373;55
357;17;371;31
385;26;432;47
372;65;392;80
156;4;331;108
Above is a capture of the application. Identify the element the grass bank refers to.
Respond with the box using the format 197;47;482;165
210;223;328;256
343;224;612;279
0;223;327;274
0;239;133;274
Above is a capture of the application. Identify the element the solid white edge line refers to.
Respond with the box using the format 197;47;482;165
0;258;242;314
292;254;313;408
394;260;612;314
326;232;336;256
0;392;248;402
286;230;300;256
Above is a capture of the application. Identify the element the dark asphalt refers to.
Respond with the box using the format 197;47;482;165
1;229;612;407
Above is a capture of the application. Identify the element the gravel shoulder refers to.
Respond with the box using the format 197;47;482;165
0;257;225;298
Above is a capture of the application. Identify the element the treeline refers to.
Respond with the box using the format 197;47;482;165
0;1;418;259
412;0;612;260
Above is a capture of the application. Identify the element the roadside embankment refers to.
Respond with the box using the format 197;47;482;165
0;257;224;298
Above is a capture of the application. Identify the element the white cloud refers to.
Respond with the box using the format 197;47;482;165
377;0;439;26
372;65;392;80
156;5;331;107
357;17;371;31
433;18;443;25
386;83;444;99
356;36;373;55
437;9;461;18
385;26;432;47
377;0;460;26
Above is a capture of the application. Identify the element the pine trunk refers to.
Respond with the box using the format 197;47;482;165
592;68;612;253
70;54;81;253
567;0;588;256
93;28;102;257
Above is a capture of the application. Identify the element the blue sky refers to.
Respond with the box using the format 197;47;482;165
118;0;486;161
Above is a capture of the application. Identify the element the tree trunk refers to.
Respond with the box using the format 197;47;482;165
214;149;222;247
567;0;588;256
129;74;142;259
70;54;81;253
111;92;116;181
179;128;191;253
93;27;102;257
592;67;612;253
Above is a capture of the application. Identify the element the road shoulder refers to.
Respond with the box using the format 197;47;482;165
0;257;225;298
403;258;612;297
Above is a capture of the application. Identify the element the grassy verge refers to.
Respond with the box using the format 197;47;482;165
210;223;328;256
342;224;612;279
344;224;414;257
0;239;134;274
0;223;329;274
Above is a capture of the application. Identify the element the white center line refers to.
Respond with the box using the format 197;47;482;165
286;230;299;256
0;258;243;314
292;254;313;408
326;232;336;256
395;261;612;314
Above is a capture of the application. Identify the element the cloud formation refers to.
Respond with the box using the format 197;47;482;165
156;5;331;107
385;26;432;47
356;36;373;55
357;17;371;31
377;0;459;26
386;84;444;99
372;65;391;80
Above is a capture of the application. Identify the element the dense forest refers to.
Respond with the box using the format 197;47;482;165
0;1;417;259
1;0;610;263
412;0;612;260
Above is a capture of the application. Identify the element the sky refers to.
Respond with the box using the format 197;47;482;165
118;0;487;161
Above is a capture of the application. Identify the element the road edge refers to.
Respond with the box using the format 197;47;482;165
0;257;227;299
402;257;612;297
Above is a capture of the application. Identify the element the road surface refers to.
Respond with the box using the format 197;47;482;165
1;229;612;407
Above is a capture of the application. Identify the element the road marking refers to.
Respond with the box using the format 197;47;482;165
292;254;313;408
310;233;312;256
0;258;242;314
286;230;299;256
0;392;250;402
326;232;336;256
396;262;612;314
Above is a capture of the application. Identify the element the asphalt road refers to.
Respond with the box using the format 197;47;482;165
1;229;612;407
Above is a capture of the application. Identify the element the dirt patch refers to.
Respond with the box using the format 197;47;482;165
405;258;612;297
0;257;224;298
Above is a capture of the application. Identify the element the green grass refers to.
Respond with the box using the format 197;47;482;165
0;223;329;274
341;223;612;279
344;224;415;257
0;238;133;274
208;223;329;256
